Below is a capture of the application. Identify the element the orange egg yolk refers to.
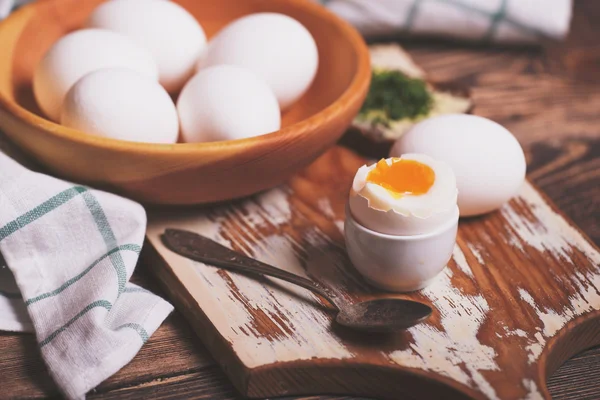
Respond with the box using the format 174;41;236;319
367;158;435;196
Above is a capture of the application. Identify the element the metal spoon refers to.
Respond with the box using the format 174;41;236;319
162;229;432;333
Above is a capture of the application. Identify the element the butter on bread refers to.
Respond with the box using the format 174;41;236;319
341;44;473;158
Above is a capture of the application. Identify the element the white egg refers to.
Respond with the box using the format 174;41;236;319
198;13;318;110
349;154;458;236
177;65;281;143
33;29;158;122
390;114;526;217
86;0;206;93
61;68;178;144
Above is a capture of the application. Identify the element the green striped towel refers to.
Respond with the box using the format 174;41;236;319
323;0;572;43
3;0;572;43
0;145;173;399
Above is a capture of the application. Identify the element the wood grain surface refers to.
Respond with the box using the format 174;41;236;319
143;145;600;400
1;0;599;399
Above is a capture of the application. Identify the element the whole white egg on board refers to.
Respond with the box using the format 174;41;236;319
198;13;319;110
349;153;458;236
177;65;281;143
33;29;158;122
86;0;207;93
61;68;179;144
390;114;526;217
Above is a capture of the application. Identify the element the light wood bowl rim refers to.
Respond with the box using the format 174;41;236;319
0;0;371;156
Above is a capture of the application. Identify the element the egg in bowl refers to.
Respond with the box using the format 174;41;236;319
0;0;370;205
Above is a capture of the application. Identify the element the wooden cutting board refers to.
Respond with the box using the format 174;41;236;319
145;145;600;400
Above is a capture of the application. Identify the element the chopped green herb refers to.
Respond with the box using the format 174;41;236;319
359;69;433;127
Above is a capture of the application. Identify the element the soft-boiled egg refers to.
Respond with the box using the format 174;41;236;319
390;114;526;217
33;29;158;122
86;0;207;93
348;153;457;236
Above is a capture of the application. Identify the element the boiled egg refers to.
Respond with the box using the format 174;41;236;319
86;0;207;93
61;68;178;144
198;13;318;110
390;114;526;217
33;29;158;122
177;65;281;143
349;154;458;236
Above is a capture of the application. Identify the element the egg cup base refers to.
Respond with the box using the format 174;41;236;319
361;274;443;293
344;204;459;294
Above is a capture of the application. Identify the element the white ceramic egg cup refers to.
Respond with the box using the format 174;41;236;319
344;204;459;292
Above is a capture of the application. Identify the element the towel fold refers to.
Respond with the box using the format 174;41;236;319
0;136;173;399
2;0;573;44
324;0;572;44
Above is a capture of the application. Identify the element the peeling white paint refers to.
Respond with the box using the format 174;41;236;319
502;326;528;338
452;245;474;278
334;220;345;235
147;194;353;368
519;288;569;337
467;243;485;265
317;197;336;219
502;183;600;266
525;332;545;364
390;268;498;400
522;378;544;400
146;180;600;399
254;188;292;226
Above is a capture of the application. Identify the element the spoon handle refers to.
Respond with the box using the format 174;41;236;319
162;229;340;310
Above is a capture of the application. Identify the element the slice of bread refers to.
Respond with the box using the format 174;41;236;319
341;44;473;158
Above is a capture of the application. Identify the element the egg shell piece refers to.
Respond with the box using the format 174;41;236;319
61;68;178;144
33;29;158;122
177;65;281;143
390;114;526;217
86;0;207;93
349;154;458;236
198;13;318;110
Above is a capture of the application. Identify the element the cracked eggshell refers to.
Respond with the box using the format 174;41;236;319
348;154;458;236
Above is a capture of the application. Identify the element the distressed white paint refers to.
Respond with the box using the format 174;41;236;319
522;379;544;400
254;188;292;226
334;220;345;235
147;193;354;369
147;179;600;399
317;197;336;219
452;244;474;278
525;333;545;364
503;326;528;338
467;243;485;265
498;182;600;368
502;183;600;266
518;288;569;338
390;266;499;399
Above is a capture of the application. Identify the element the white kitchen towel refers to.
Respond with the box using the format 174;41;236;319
0;144;173;399
2;0;573;44
323;0;572;43
0;0;20;19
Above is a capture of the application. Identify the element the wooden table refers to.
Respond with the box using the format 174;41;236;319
1;1;599;399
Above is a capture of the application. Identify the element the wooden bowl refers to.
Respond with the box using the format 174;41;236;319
0;0;370;205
